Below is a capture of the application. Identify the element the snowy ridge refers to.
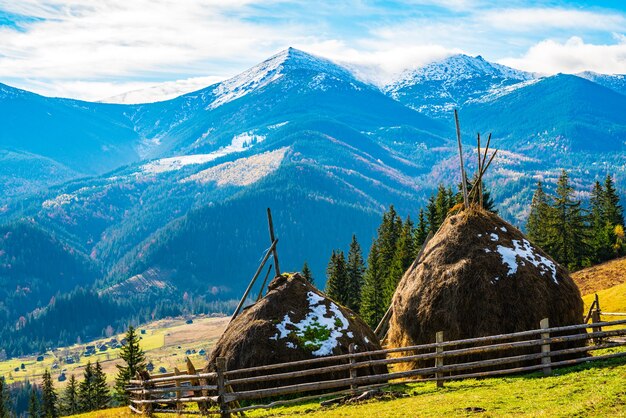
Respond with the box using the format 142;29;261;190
467;78;542;103
208;47;356;110
391;54;534;88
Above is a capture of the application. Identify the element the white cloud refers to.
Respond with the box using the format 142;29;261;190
0;1;296;84
1;1;626;100
479;8;626;31
499;36;626;75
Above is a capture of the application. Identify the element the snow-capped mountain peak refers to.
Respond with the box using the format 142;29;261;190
207;47;356;110
392;54;534;88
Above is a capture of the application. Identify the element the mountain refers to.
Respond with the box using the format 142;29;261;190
1;48;626;356
576;71;626;97
462;74;626;154
385;54;535;117
0;83;144;198
0;48;450;352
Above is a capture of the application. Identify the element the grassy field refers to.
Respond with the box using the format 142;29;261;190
0;315;228;387
69;350;626;418
572;256;626;295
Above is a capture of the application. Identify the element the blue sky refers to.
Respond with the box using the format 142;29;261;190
0;0;625;101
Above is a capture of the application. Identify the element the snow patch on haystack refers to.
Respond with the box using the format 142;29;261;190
272;291;350;356
496;239;558;284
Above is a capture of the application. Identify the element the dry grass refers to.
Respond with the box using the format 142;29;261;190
0;315;229;387
572;256;626;296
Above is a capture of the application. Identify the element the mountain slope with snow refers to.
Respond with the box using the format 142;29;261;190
384;54;536;117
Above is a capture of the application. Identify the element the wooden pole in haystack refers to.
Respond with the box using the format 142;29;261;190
230;239;278;323
267;208;281;276
454;109;469;208
256;264;273;301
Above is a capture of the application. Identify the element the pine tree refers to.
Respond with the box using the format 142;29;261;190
29;388;40;418
385;217;416;306
345;235;365;312
78;362;95;412
547;170;590;270
426;195;438;234
589;181;613;262
377;206;402;280
41;370;58;418
61;375;79;416
325;251;349;306
114;326;146;405
604;175;625;227
301;262;314;285
414;208;428;247
0;377;9;418
359;241;386;328
92;362;110;410
434;184;450;228
527;181;552;248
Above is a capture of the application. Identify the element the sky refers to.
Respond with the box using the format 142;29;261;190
1;0;626;101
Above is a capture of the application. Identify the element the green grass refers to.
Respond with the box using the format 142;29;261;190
71;349;626;418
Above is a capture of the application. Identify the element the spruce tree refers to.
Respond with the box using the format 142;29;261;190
78;362;95;412
377;206;402;280
426;195;438;234
301;262;314;285
604;175;624;227
527;181;552;248
61;375;79;416
345;235;365;312
547;170;590;270
93;362;110;410
29;388;40;418
589;181;613;262
0;377;9;418
114;326;146;405
41;370;58;418
414;208;428;247
325;251;349;306
385;217;416;307
434;184;450;227
359;241;386;328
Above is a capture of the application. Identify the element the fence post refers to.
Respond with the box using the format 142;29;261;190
174;367;182;415
349;343;357;394
591;294;603;345
540;318;552;376
216;357;231;418
435;331;444;388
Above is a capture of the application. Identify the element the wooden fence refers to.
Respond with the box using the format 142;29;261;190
127;317;626;417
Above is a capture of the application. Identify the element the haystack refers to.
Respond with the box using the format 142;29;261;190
208;273;385;390
387;206;584;370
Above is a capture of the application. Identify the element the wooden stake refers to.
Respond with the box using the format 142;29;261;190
349;343;357;394
476;133;482;207
454;110;469;208
267;208;281;276
216;357;231;418
230;239;277;323
256;264;273;301
540;318;552;376
435;331;444;388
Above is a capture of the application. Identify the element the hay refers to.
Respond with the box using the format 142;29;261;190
207;273;386;390
387;206;585;371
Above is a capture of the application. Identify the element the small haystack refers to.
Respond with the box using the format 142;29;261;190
208;273;385;390
387;206;584;370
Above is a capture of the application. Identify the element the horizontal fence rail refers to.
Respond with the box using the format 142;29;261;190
128;317;626;417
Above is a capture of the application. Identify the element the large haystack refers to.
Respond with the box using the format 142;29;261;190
388;207;584;370
208;273;385;390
